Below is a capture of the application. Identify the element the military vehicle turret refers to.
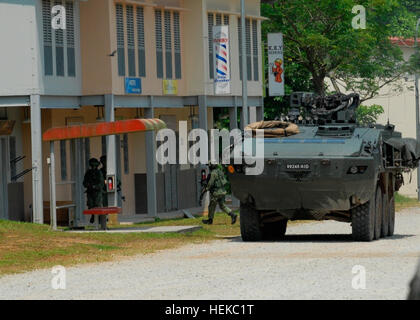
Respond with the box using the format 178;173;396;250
226;92;420;242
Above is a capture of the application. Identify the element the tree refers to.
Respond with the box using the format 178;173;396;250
261;0;419;102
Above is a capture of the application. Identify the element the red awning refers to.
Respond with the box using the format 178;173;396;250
43;119;166;141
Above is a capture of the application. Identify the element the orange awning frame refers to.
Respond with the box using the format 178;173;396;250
43;119;166;141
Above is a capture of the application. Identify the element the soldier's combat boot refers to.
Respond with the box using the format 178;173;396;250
202;218;213;225
230;213;238;225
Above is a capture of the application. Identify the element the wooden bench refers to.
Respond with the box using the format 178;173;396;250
83;207;122;216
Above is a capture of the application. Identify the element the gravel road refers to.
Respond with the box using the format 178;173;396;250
1;208;420;300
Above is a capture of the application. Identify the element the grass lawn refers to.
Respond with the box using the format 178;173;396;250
1;194;419;277
395;193;420;211
0;212;238;277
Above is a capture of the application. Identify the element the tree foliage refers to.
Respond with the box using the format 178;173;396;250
261;0;420;104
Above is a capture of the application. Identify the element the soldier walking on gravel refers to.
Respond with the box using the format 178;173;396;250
202;163;237;225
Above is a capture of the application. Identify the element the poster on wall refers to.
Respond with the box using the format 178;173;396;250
163;80;178;95
213;25;231;95
268;33;285;97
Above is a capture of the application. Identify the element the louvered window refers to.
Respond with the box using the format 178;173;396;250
245;19;252;81
155;9;163;78
66;1;75;77
116;4;125;76
164;11;172;79
137;6;146;77
155;9;181;80
252;20;259;81
42;0;77;77
208;13;214;79
42;0;53;75
126;5;136;76
238;17;259;81
237;17;242;80
54;0;65;76
173;12;181;79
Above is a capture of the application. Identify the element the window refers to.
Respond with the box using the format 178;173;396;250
42;0;76;77
155;9;182;80
238;17;259;81
137;6;146;77
42;0;53;75
208;12;230;79
116;4;125;76
66;1;76;77
116;4;146;78
164;11;173;79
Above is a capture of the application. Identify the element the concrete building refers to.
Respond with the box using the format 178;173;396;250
0;0;265;224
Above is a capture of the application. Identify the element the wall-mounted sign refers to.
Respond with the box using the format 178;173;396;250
125;77;142;94
213;25;231;95
268;33;285;96
163;79;178;95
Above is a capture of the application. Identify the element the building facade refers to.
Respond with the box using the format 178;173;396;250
0;0;265;224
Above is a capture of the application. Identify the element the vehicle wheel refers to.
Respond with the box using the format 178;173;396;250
240;202;263;241
374;186;382;240
262;219;288;240
388;196;395;237
351;189;376;241
381;193;389;237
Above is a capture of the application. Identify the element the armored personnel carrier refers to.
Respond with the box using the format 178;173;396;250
227;92;420;242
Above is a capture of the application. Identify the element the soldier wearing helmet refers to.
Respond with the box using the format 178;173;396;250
202;162;237;225
83;158;104;223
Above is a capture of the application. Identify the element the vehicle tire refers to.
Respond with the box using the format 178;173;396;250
381;193;389;238
351;189;376;241
374;186;382;240
262;219;288;240
240;202;263;241
388;196;395;237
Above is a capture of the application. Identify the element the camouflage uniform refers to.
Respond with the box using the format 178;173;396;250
83;158;104;209
202;164;237;225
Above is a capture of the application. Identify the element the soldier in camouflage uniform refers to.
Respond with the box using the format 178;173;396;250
202;163;238;225
83;158;104;223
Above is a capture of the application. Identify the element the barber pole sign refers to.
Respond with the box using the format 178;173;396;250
268;33;285;96
213;25;231;95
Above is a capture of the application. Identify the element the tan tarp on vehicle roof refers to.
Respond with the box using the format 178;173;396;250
245;121;300;137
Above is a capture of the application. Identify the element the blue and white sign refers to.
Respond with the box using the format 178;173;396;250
125;78;142;94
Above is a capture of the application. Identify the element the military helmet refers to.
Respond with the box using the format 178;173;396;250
89;158;100;167
208;161;218;170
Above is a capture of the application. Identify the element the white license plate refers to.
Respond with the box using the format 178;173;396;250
285;163;311;171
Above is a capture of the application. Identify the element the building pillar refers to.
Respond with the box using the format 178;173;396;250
256;105;264;122
229;98;238;131
229;98;240;209
0;138;8;220
198;95;208;132
249;106;257;124
145;105;157;217
104;94;117;208
30;95;43;224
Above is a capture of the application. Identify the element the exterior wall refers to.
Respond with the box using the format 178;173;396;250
0;0;40;95
79;0;113;95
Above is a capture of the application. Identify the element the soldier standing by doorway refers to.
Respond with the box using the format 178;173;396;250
83;158;104;223
202;163;238;225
